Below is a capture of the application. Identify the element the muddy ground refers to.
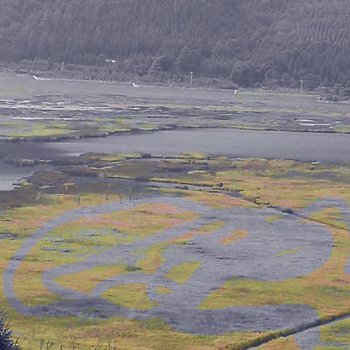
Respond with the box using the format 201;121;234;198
1;73;350;143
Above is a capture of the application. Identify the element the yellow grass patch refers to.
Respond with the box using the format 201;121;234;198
189;191;257;209
266;215;283;223
0;193;122;240
54;265;130;294
172;221;225;244
23;227;118;275
13;261;60;306
275;248;301;257
0;240;22;270
220;229;248;246
137;244;166;274
258;336;301;350
318;318;350;348
310;207;348;230
216;166;350;209
102;283;158;310
74;203;198;242
156;286;173;295
166;262;201;285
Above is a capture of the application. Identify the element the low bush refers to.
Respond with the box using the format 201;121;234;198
0;312;20;350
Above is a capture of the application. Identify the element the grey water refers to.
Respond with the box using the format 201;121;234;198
1;128;350;190
45;128;350;161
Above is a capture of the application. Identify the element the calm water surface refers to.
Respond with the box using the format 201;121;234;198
1;128;350;190
46;129;350;161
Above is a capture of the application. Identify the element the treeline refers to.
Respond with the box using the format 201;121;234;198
0;0;349;88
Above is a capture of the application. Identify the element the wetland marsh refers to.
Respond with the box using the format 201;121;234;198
1;73;350;349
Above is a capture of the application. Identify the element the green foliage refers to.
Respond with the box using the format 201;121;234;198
0;0;349;87
0;313;20;350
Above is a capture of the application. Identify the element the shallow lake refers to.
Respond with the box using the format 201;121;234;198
1;128;350;190
45;128;350;162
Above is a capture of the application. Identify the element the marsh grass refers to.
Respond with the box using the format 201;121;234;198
200;227;350;319
54;265;132;294
3;157;350;348
165;262;201;285
219;230;248;246
102;283;158;310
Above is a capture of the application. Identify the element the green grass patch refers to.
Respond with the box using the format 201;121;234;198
54;264;131;294
166;262;201;284
102;283;158;310
266;215;283;223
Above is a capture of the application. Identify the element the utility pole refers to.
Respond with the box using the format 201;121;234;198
190;72;193;88
300;80;304;95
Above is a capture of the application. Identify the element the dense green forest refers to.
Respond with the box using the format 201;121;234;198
0;0;349;88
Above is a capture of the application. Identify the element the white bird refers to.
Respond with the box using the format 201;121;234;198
132;82;140;88
32;74;46;81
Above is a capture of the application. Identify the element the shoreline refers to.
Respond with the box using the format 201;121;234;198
2;124;350;144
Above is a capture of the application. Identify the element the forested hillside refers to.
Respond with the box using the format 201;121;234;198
0;0;349;88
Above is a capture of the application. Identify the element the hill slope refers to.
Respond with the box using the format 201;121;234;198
0;0;349;87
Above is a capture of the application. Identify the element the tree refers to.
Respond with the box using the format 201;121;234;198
176;47;202;74
149;55;173;74
0;313;20;350
0;0;349;87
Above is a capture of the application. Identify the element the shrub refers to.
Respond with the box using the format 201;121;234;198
0;312;20;350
